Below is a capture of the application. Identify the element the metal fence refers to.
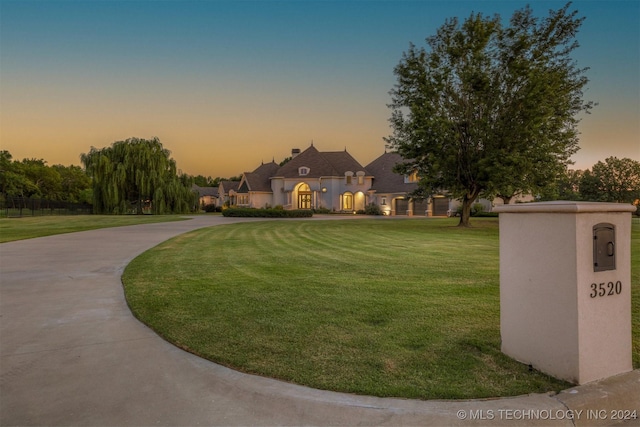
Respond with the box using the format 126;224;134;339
1;198;92;217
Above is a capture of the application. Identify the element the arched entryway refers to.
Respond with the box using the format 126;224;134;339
295;182;312;209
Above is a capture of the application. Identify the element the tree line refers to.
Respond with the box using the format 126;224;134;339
0;150;92;204
1;141;637;215
542;157;640;205
1;138;232;215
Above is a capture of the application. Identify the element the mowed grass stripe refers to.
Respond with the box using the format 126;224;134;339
124;218;613;399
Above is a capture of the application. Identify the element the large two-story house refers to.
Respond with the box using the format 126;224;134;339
229;144;453;216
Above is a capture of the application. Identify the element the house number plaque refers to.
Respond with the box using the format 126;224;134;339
590;281;622;298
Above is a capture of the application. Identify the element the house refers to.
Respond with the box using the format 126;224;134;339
233;145;373;212
192;185;219;208
232;144;454;215
365;151;450;216
236;161;280;208
218;180;241;207
269;145;373;212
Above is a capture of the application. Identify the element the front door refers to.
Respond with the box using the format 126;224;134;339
298;193;311;209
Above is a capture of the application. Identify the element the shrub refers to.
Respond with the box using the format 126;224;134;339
364;203;383;216
471;203;485;216
313;207;331;214
474;211;499;217
203;204;220;213
222;208;313;218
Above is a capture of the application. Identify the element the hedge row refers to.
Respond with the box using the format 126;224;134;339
222;208;313;218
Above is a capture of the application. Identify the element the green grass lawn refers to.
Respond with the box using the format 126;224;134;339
124;217;640;400
0;215;188;243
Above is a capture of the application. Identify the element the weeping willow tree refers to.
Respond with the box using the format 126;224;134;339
81;137;197;214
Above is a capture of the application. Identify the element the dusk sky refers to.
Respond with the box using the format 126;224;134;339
1;0;638;178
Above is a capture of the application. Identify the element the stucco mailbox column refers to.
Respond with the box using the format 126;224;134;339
494;201;635;384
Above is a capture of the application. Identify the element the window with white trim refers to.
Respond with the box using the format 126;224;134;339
345;171;354;185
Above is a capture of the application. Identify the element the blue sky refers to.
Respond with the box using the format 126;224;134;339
1;0;638;177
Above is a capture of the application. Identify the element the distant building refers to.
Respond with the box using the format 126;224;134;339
192;185;219;208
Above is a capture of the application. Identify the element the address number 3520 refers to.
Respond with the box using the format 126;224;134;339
590;281;622;298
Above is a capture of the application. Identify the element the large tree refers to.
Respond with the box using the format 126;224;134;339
81;137;197;214
386;3;594;226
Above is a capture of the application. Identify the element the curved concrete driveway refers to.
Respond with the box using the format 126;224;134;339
1;216;638;426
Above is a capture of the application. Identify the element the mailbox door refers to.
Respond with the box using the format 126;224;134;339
593;223;615;272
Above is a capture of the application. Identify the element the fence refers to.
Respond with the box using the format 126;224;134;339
1;198;92;217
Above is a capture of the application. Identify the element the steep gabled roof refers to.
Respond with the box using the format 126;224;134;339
192;185;219;197
241;161;279;192
220;180;240;193
274;145;369;178
366;152;417;193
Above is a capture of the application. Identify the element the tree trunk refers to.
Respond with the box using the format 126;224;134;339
499;195;512;205
458;196;473;227
458;191;479;227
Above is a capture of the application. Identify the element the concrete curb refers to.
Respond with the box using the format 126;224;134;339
554;370;640;426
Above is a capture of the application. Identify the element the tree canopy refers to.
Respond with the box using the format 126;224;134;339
81;137;197;214
0;150;91;203
386;2;594;226
579;157;640;204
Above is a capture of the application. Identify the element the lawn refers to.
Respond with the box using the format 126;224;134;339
124;217;640;400
0;215;188;243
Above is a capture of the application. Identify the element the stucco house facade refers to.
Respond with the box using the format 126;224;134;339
230;144;453;215
205;144;532;215
236;161;281;209
235;144;373;212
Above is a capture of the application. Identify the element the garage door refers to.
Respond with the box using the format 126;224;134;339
413;199;429;216
433;197;449;216
395;198;409;215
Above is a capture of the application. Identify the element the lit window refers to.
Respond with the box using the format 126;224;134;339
346;175;352;184
343;192;353;210
404;171;419;183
